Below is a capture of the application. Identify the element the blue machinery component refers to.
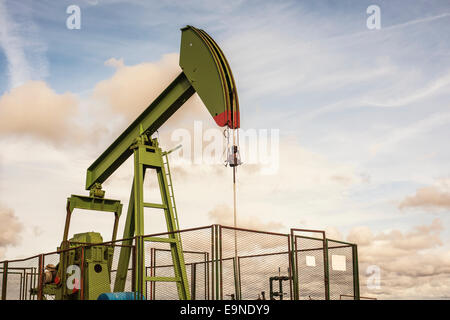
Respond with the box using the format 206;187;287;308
97;292;144;300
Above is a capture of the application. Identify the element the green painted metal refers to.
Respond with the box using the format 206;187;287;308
54;195;122;300
162;152;181;232
113;186;135;292
85;73;194;190
85;26;239;191
63;195;122;249
67;195;122;215
114;138;190;300
44;232;113;300
180;26;239;128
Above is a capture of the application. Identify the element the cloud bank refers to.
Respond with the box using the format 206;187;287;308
399;180;450;211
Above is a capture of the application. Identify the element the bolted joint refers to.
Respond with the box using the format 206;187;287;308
89;183;105;198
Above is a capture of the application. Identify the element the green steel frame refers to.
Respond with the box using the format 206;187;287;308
114;137;190;299
63;194;123;249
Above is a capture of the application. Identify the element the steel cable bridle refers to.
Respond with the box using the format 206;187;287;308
232;127;240;295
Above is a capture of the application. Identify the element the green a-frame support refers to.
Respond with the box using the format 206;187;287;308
113;136;190;299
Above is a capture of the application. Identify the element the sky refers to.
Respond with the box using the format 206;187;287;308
0;0;450;299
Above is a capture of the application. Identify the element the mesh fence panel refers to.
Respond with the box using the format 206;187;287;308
189;260;209;300
2;257;40;300
42;252;63;300
0;225;361;300
221;258;236;300
220;227;290;300
144;226;213;300
327;241;354;300
295;236;326;300
108;241;135;294
6;272;21;300
239;252;291;300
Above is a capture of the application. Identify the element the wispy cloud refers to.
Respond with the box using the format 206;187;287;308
362;73;450;108
0;0;31;87
370;112;450;155
0;0;48;89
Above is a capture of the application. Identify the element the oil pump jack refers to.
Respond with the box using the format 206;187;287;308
47;26;241;300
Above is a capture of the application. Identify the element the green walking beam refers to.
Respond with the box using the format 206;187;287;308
85;25;240;191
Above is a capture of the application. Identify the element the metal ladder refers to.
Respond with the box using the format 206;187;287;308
142;146;190;300
162;152;181;233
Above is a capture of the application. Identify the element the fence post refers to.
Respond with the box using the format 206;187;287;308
323;239;330;300
214;225;220;300
232;257;239;300
352;245;360;300
289;232;298;300
1;261;8;300
132;238;137;297
136;235;145;300
80;247;85;300
210;225;215;300
191;263;196;300
219;225;224;300
287;235;293;300
37;255;43;300
237;257;242;300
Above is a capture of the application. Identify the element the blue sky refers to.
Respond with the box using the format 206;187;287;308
1;0;450;298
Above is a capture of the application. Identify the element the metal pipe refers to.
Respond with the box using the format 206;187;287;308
37;255;43;300
324;239;330;300
352;245;360;300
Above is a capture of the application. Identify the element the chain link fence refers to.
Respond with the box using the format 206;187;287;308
220;226;291;300
294;235;327;300
0;256;40;300
144;226;213;300
327;240;357;300
0;224;361;300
